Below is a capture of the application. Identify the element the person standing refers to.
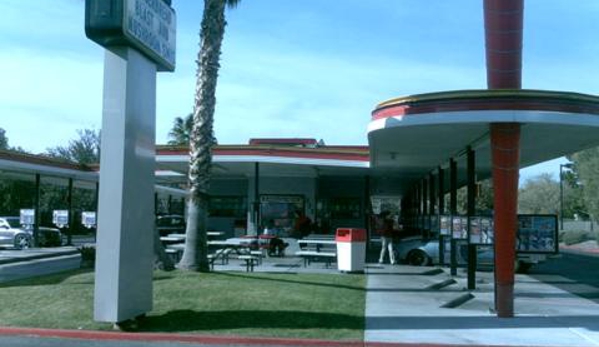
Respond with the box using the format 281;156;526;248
378;210;397;265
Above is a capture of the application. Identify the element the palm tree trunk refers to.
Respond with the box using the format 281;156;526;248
179;0;227;272
153;225;174;271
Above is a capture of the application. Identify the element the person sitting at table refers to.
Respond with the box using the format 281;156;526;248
293;210;312;239
263;219;288;257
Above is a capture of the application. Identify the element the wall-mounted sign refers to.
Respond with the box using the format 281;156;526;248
82;212;97;228
20;209;35;226
440;215;450;236
452;216;467;239
469;216;494;245
85;0;176;71
53;210;70;228
517;214;558;254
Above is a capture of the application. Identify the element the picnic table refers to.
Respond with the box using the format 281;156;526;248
160;235;185;244
296;236;337;267
208;238;260;271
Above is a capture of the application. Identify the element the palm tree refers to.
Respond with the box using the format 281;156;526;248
167;114;193;146
178;0;241;272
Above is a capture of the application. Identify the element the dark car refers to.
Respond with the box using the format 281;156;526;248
37;227;63;247
156;215;186;236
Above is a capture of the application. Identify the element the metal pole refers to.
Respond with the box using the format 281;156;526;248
67;178;73;246
449;159;458;276
467;148;476;290
364;175;371;246
254;162;260;233
438;167;445;266
429;173;435;239
560;164;564;230
423;178;428;237
34;173;41;248
94;182;99;243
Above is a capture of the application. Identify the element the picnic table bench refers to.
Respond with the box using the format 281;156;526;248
296;237;337;267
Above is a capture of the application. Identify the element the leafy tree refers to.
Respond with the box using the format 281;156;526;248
46;129;100;165
168;114;193;146
0;128;8;150
455;179;493;215
179;0;241;272
571;148;599;222
518;173;559;215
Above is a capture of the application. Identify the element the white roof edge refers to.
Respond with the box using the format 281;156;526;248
156;154;370;168
367;110;599;133
0;159;98;181
213;155;370;168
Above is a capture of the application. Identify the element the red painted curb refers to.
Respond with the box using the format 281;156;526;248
0;327;538;347
0;327;363;346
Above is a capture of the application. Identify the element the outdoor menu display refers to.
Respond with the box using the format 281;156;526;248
260;195;304;232
469;217;494;245
452;216;468;239
517;214;558;254
440;215;450;236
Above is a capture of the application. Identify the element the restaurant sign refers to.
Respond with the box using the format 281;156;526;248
85;0;176;71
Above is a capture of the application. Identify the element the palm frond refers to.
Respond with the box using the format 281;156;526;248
225;0;242;9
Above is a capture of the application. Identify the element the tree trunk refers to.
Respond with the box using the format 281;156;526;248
178;0;227;272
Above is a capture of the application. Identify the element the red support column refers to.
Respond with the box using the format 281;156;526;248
491;123;520;317
484;0;524;89
484;0;524;318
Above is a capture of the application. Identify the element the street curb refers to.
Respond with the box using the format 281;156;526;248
559;247;599;258
0;327;510;347
0;250;80;266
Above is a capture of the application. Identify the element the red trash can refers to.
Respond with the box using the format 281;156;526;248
336;228;366;272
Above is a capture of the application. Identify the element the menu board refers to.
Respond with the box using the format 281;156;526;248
452;216;468;239
517;215;558;254
439;215;450;236
469;217;494;245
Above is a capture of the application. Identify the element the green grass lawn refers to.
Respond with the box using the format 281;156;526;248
0;270;366;340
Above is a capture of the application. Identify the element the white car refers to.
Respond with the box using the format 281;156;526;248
395;236;542;273
0;217;32;249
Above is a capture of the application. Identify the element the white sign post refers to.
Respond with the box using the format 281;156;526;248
52;210;69;228
82;211;97;229
19;209;35;227
85;0;176;325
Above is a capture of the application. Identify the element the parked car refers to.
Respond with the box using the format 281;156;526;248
37;227;63;247
394;236;543;273
156;215;186;236
0;217;62;248
0;216;32;249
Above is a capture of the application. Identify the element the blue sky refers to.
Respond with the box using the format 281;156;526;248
1;0;597;181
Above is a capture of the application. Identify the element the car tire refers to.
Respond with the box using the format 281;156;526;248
407;249;430;266
515;260;532;274
14;234;32;250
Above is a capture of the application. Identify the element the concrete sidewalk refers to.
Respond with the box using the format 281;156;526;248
0;247;81;283
0;246;79;265
365;263;599;346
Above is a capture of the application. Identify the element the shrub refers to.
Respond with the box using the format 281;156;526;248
78;245;96;268
562;230;594;245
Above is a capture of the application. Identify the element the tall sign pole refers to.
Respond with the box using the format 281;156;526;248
85;0;176;325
